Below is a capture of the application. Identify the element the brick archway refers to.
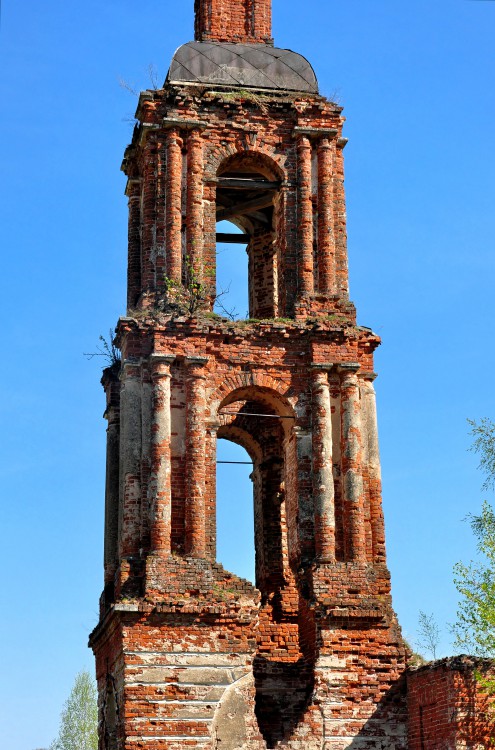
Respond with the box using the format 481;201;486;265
208;374;295;420
205;141;288;181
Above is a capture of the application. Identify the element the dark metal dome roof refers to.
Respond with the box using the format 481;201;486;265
167;42;318;93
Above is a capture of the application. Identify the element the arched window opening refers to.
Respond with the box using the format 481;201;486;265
216;438;255;582
215;154;282;319
215;220;249;320
216;390;297;605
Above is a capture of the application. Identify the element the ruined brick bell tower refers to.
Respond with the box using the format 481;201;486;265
90;1;409;747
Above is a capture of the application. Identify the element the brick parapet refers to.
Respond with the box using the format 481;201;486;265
407;656;495;749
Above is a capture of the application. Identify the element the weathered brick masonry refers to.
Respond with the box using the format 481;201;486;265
88;2;493;748
407;657;495;749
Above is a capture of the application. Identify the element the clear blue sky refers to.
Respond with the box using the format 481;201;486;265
1;1;494;748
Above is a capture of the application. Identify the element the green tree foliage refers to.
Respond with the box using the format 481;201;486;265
453;419;495;657
50;671;98;750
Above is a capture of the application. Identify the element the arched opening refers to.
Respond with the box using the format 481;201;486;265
216;388;295;604
215;152;283;319
216;438;254;582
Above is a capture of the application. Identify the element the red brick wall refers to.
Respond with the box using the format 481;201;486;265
194;0;273;45
407;656;495;749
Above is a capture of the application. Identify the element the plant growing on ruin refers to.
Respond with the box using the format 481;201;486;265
417;611;441;660
161;257;237;320
84;330;121;369
162;264;206;316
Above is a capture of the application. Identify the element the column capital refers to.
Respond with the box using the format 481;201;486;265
294;127;338;141
149;354;175;364
359;371;378;382
162;117;208;131
338;362;360;374
311;369;330;388
121;359;142;379
149;354;175;378
165;125;183;141
296;133;312;150
187;127;206;142
317;135;335;150
311;363;335;372
185;356;208;372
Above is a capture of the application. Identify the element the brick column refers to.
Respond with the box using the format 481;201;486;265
340;364;366;562
361;375;386;563
141;138;157;297
126;179;142;310
297;135;314;296
149;355;174;556
103;381;120;585
186;129;204;282
334;139;350;297
185;357;208;557
166;128;183;283
119;361;142;559
317;137;336;294
140;363;152;546
295;425;313;563
154;135;167;295
312;369;335;561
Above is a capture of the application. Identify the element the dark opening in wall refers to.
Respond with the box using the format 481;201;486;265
215;153;282;319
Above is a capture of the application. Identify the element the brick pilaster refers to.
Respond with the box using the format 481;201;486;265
186;130;204;284
149;355;174;556
361;375;386;564
126;179;142;310
103;374;121;585
334;139;350;297
340;364;366;562
185;357;208;557
165;128;183;284
317;137;336;294
119;361;142;558
297;135;314;296
311;368;336;561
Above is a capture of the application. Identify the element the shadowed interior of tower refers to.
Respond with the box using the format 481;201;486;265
214;153;282;318
217;394;291;600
